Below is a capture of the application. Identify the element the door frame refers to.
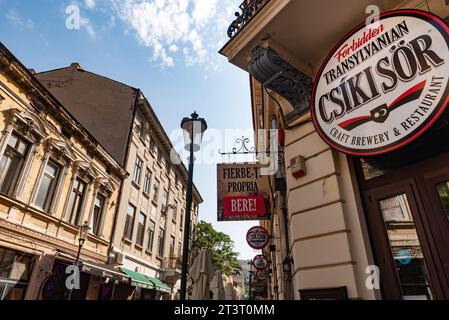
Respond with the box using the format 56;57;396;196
352;151;449;299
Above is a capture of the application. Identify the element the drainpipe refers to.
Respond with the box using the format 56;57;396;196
272;116;293;300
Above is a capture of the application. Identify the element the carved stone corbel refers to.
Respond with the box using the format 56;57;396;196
249;46;313;120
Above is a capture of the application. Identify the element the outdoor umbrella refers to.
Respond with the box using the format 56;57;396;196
210;270;225;300
189;248;214;300
224;281;235;300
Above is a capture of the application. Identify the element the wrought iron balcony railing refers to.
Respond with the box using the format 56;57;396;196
227;0;271;38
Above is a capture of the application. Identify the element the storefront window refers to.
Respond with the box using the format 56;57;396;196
436;181;449;221
379;194;433;300
0;247;34;300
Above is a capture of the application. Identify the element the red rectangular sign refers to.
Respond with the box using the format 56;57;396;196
223;195;266;216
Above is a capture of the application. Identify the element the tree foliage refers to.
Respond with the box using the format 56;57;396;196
192;221;241;276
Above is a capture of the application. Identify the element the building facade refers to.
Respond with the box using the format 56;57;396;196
0;44;127;300
36;64;202;299
221;0;449;300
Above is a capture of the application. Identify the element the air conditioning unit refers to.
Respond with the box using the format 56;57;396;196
115;252;124;265
161;205;167;214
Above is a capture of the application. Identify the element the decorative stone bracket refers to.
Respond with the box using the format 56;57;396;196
249;46;313;121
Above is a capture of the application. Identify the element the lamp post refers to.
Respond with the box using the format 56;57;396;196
67;221;90;300
179;111;207;301
248;260;253;300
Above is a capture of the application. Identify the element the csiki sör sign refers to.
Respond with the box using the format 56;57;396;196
311;10;449;156
246;226;269;249
252;254;269;270
255;268;269;281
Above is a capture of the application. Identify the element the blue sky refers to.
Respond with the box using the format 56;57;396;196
0;0;261;260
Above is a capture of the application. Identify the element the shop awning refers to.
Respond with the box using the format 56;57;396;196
119;267;171;293
120;267;155;290
55;251;128;283
147;277;171;293
81;261;128;283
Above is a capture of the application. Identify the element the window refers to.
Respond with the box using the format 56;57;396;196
157;228;165;257
0;133;30;195
177;242;182;257
180;210;184;230
193;203;198;217
157;148;162;163
153;179;160;202
147;220;155;252
169;236;175;257
34;160;61;212
124;203;136;241
66;178;87;225
143;168;152;195
175;175;179;189
90;194;105;236
0;247;34;300
133;156;143;185
166;160;171;176
149;137;155;153
172;201;178;221
136;212;146;247
139;123;146;140
162;190;168;212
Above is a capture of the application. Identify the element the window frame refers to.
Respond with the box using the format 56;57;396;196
33;159;62;212
124;203;136;241
146;220;155;253
136;211;146;247
132;156;143;186
66;177;88;226
0;132;31;196
157;227;165;257
89;193;106;237
143;167;152;195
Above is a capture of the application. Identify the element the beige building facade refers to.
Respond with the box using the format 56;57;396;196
36;64;202;300
0;43;127;300
221;0;449;300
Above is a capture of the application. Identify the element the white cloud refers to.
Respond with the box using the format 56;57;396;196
109;15;116;28
110;0;237;69
81;17;96;40
85;0;96;9
6;10;33;30
192;0;217;25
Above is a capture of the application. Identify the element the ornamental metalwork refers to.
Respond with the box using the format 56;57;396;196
227;0;271;38
218;136;256;155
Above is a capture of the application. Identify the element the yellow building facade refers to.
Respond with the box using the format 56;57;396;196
0;44;126;300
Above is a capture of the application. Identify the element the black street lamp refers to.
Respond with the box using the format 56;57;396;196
67;221;90;300
179;111;207;300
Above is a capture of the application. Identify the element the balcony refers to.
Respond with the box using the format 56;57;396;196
162;256;182;284
227;0;271;39
221;0;405;72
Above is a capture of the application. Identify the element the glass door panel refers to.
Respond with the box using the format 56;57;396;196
378;194;433;300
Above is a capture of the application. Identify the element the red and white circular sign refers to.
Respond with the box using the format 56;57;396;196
255;268;269;281
246;226;269;250
252;254;269;270
311;10;449;156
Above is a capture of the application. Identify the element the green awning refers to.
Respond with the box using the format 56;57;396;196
120;267;155;290
148;277;171;293
119;267;171;293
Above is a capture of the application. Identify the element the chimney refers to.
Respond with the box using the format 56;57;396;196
70;63;82;70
